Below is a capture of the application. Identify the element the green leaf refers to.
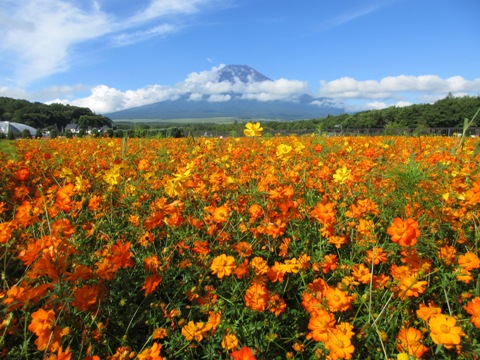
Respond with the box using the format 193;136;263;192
473;141;480;158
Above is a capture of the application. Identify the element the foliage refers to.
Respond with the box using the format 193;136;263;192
0;130;479;360
113;95;480;135
0;97;113;130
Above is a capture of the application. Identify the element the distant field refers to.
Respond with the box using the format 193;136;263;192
113;117;287;125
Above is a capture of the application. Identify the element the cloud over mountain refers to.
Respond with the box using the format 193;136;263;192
50;65;313;113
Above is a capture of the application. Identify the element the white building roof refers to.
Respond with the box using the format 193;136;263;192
0;121;37;136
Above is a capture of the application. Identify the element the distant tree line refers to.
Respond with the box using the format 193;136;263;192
257;95;480;133
0;97;113;131
114;95;480;135
2;95;479;139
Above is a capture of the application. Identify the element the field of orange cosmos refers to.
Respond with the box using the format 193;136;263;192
1;128;479;359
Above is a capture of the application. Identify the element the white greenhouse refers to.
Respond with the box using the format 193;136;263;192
0;121;37;136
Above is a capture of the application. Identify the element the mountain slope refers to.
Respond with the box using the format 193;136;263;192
107;65;344;120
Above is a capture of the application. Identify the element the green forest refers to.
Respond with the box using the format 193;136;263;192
0;97;112;131
1;95;479;137
118;95;480;135
314;94;480;129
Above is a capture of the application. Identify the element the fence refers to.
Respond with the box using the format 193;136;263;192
187;127;480;138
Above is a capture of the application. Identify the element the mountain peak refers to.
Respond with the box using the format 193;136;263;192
218;65;271;83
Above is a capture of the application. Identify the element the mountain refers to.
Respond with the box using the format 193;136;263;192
107;65;344;121
217;64;271;83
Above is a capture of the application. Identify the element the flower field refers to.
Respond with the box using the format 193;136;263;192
1;130;479;359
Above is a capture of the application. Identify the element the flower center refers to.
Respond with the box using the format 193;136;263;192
440;324;450;333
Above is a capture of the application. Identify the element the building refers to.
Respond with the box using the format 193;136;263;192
0;121;37;136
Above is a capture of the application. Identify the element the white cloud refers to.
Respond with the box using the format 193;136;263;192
319;75;480;100
127;0;210;25
0;0;110;84
315;1;397;33
111;24;178;46
188;93;203;101
207;94;231;102
49;83;184;113
0;0;217;85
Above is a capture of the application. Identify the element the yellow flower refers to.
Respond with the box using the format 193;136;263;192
181;321;212;342
244;122;263;137
165;179;184;197
428;314;464;349
276;144;293;160
333;166;351;184
103;167;121;186
210;254;236;279
221;333;239;351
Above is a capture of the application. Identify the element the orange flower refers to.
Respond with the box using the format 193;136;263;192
221;333;239;351
207;311;221;334
0;221;15;244
28;309;66;351
397;273;428;300
210;254;236;279
324;330;355;359
192;241;210;255
152;327;168;340
137;342;163;360
457;251;480;270
247;204;263;221
307;309;336;342
455;267;473;283
328;235;348;249
110;240;134;269
437;245;457;266
311;202;336;225
250;256;269;276
46;346;72;360
320;254;338;274
365;247;388;265
15;168;30;181
71;284;101;311
233;242;253;257
267;293;286;316
181;321;212;342
428;314;464;349
230;346;256;360
267;262;286;283
142;273;163;296
234;259;250;279
244;283;269;312
416;302;442;322
351;263;371;284
387;217;420;247
139;231;155;247
396;327;428;358
464;297;480;329
212;205;230;224
324;287;353;313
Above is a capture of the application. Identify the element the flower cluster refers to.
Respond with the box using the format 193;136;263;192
0;133;479;359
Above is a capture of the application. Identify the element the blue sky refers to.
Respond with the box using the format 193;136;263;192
1;0;479;114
